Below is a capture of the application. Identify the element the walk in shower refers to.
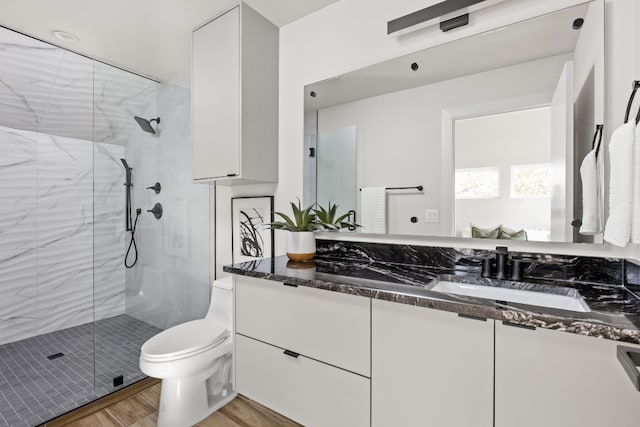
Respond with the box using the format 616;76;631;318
0;27;210;426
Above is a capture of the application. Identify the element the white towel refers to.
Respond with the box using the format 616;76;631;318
360;187;387;234
579;148;604;235
604;122;636;247
632;124;640;243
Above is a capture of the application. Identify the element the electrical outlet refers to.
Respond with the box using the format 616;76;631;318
425;210;439;223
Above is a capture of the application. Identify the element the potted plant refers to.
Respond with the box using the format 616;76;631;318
269;200;322;261
314;202;359;231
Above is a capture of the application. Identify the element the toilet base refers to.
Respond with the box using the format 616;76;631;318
157;376;237;427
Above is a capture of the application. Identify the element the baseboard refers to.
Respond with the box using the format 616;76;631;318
40;377;160;426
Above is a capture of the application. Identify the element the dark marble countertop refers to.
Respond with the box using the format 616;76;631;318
223;256;640;344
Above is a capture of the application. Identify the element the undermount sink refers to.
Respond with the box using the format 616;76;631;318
428;279;591;313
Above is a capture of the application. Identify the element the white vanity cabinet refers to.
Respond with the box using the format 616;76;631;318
233;275;371;427
495;321;640;427
192;3;278;184
371;299;494;427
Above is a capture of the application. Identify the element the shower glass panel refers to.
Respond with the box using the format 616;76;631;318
92;61;210;395
92;62;160;395
0;25;210;426
0;27;98;425
316;126;357;213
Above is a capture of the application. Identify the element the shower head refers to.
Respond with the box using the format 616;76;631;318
134;116;160;135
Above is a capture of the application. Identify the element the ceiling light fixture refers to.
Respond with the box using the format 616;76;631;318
387;0;508;36
52;30;79;42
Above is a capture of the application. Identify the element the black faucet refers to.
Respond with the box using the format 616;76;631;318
491;246;525;281
511;257;523;281
495;246;508;280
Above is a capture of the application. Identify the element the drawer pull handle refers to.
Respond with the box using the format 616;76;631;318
283;282;298;288
283;349;300;358
458;313;487;322
617;346;640;391
226;173;237;177
502;321;535;330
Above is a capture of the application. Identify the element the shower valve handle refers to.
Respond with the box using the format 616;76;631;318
147;203;163;220
146;182;161;194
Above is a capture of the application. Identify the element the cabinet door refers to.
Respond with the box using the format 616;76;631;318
371;300;494;427
495;322;640;427
236;334;370;427
192;7;240;180
235;275;370;376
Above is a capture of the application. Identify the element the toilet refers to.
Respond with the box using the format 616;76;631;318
139;276;236;427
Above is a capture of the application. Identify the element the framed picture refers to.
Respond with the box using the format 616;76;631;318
231;196;274;264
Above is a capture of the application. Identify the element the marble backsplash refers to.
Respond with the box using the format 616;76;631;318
315;239;624;287
625;260;640;294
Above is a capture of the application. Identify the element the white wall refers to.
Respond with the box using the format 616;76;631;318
317;56;564;236
271;0;640;259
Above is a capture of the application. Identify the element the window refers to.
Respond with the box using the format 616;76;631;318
455;167;500;199
510;164;551;198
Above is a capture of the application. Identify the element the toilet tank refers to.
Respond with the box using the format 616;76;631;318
206;276;233;328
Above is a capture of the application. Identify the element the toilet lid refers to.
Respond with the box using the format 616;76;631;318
141;319;228;362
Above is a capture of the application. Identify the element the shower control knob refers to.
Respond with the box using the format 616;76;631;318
147;203;163;220
146;182;161;194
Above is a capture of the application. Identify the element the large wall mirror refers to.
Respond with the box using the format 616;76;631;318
303;1;604;244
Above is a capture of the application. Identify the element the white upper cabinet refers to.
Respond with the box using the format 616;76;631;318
192;3;278;184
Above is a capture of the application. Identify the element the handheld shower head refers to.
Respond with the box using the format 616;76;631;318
134;116;160;135
120;158;134;233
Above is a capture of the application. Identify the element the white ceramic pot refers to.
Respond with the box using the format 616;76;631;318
286;231;316;261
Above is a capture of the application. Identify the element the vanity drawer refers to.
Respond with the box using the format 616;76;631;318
234;275;370;376
235;334;370;427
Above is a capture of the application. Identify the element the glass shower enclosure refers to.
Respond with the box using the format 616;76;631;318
0;26;209;426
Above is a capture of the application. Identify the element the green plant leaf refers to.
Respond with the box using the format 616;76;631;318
334;212;350;223
329;202;338;220
274;212;296;230
267;199;322;232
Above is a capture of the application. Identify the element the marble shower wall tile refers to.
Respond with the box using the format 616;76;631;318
124;82;210;330
36;133;93;250
0;129;126;343
0;28;65;134
316;239;623;286
0;26;147;143
0;27;142;344
36;51;94;141
93;62;157;145
37;241;94;334
0;126;37;205
0;203;37;249
0;248;38;344
93;142;126;321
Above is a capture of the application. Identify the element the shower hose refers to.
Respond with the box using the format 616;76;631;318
124;209;141;268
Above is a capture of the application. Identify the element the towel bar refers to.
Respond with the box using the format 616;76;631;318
359;186;423;191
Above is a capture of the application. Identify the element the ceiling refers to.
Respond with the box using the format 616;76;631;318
0;0;340;82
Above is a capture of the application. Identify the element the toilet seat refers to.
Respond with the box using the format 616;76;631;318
141;319;228;362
